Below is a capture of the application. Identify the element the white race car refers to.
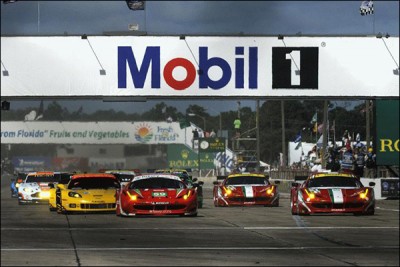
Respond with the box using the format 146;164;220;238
18;171;71;204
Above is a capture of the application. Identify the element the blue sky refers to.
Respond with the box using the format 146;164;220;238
1;1;399;114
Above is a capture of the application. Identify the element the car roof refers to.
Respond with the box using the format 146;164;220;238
132;173;182;182
71;173;117;180
26;171;70;176
105;170;136;175
227;173;266;178
155;169;188;173
310;172;357;179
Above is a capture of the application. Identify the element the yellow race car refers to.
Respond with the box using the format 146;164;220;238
53;173;120;214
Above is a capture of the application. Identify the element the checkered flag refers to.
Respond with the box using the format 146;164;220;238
360;1;374;16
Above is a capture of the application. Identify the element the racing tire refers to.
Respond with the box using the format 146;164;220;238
360;207;375;216
290;200;298;215
56;202;67;214
271;199;279;207
49;206;57;212
213;197;219;207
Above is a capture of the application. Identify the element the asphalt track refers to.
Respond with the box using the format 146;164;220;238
1;175;399;266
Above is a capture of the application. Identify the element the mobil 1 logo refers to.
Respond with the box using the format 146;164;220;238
272;47;318;89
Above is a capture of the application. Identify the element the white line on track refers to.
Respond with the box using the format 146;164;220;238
1;226;398;231
376;207;399;212
2;246;399;251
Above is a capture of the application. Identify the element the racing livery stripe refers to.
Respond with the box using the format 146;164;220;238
243;186;254;198
329;188;344;203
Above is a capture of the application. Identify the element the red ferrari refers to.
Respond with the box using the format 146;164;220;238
213;173;280;207
290;172;376;215
116;173;198;217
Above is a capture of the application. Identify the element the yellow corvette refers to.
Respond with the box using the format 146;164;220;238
54;173;120;214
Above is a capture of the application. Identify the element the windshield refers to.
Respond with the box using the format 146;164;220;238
68;178;120;190
26;175;59;183
225;176;269;186
129;177;186;189
307;176;362;188
112;173;134;182
171;172;192;184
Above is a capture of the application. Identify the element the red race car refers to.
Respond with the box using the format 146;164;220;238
116;173;198;217
290;172;376;215
213;172;280;207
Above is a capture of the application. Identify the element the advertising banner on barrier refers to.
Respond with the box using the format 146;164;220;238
0;121;187;144
167;144;214;169
375;100;399;165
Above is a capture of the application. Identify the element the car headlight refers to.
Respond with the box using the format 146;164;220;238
359;189;369;199
68;192;82;198
223;187;232;197
126;191;141;201
39;191;50;198
266;186;274;195
305;189;315;201
183;190;191;200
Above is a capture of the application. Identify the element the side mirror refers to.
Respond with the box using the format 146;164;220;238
369;182;376;187
192;177;198;182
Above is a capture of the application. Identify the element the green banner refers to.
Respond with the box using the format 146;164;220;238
376;100;399;165
198;137;226;152
178;118;190;129
167;144;215;169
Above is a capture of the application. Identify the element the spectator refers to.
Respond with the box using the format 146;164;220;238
209;129;216;138
364;147;377;178
354;147;366;177
192;128;199;149
192;128;199;139
340;147;355;174
233;117;241;137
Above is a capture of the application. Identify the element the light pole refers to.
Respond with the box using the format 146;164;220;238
188;113;206;132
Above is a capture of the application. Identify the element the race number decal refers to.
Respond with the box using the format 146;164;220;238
272;47;319;89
